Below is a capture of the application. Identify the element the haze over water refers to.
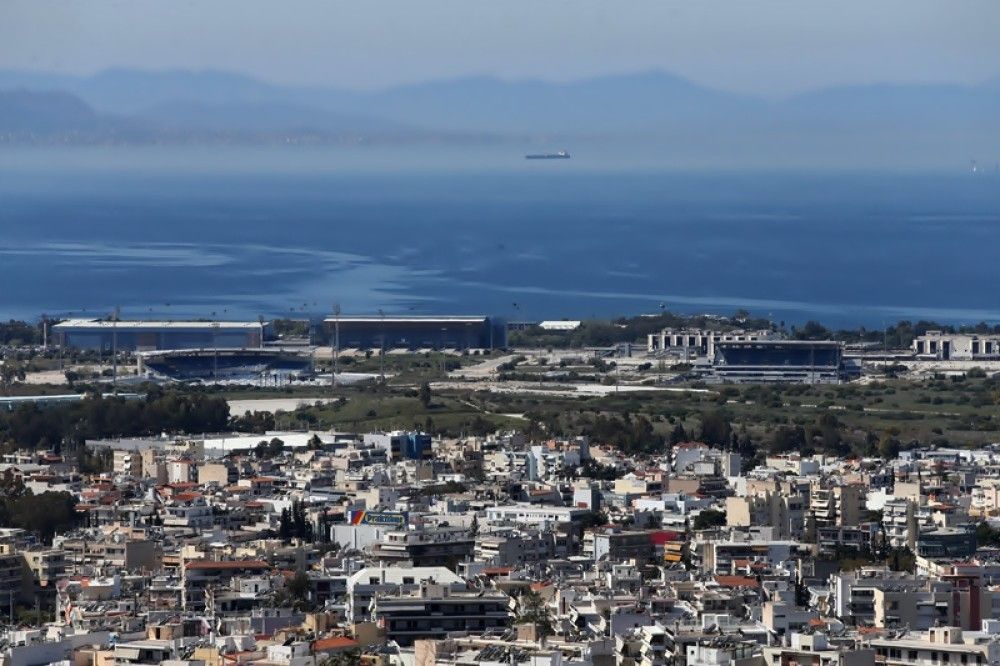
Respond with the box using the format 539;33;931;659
2;145;999;328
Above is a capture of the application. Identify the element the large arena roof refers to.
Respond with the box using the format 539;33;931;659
54;319;265;330
322;315;489;324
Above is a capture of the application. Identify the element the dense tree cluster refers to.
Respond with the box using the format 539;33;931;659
767;412;850;457
583;413;664;455
692;509;727;530
230;410;276;434
254;437;285;459
0;471;81;543
0;390;230;452
279;501;315;542
0;320;42;346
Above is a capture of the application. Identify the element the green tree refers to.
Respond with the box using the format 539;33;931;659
319;652;361;666
0;360;25;391
693;509;727;530
1;491;81;543
699;410;732;447
516;590;553;638
878;433;901;460
669;422;688;446
770;425;806;454
418;381;432;409
287;570;311;604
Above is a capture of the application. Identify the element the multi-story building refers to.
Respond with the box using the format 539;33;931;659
765;633;874;666
810;483;864;529
53;318;270;351
484;504;590;527
113;450;141;478
686;638;760;666
363;431;433;461
618;624;670;666
912;332;1000;360
726;490;807;540
882;497;927;549
0;544;28;614
162;499;214;531
647;328;780;357
370;526;474;568
181;559;273;611
371;582;511;646
323;315;505;350
23;549;67;588
869;626;1000;666
587;528;663;563
707;340;849;384
474;529;567;566
345;566;464;623
916;528;977;559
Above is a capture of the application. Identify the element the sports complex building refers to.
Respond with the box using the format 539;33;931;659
137;348;312;382
705;340;853;384
52;319;271;352
322;315;506;350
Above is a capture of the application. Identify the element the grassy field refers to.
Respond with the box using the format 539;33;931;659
274;373;1000;452
295;390;526;434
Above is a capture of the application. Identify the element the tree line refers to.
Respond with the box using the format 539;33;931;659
0;389;230;452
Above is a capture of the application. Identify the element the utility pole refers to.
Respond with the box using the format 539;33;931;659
112;306;119;393
883;321;888;375
332;303;340;390
212;321;220;379
378;308;386;383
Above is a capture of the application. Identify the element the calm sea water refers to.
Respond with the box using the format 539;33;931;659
1;146;998;328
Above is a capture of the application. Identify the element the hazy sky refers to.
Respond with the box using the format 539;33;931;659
2;0;998;95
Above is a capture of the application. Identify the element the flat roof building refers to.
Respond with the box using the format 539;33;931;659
706;340;848;384
913;331;1000;361
53;319;270;352
648;328;780;356
323;315;505;350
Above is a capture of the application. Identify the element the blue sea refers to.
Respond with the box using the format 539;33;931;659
1;145;998;328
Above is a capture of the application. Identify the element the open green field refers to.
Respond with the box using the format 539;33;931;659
295;389;526;434
277;373;999;456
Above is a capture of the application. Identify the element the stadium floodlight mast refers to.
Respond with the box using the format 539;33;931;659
331;302;341;390
111;305;120;393
378;308;386;383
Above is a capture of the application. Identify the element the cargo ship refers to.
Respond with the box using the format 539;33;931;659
525;150;570;160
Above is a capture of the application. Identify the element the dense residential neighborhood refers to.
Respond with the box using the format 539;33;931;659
3;313;1000;666
3;416;1000;666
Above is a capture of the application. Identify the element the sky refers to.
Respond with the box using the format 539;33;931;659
1;0;998;95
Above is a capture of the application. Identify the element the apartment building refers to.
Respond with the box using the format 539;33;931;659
810;483;864;529
765;633;874;666
869;626;1000;666
371;583;511;646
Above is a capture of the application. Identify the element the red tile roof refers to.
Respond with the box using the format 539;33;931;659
483;567;513;576
313;636;360;652
714;575;760;589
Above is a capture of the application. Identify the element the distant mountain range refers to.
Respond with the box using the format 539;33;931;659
1;68;997;165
